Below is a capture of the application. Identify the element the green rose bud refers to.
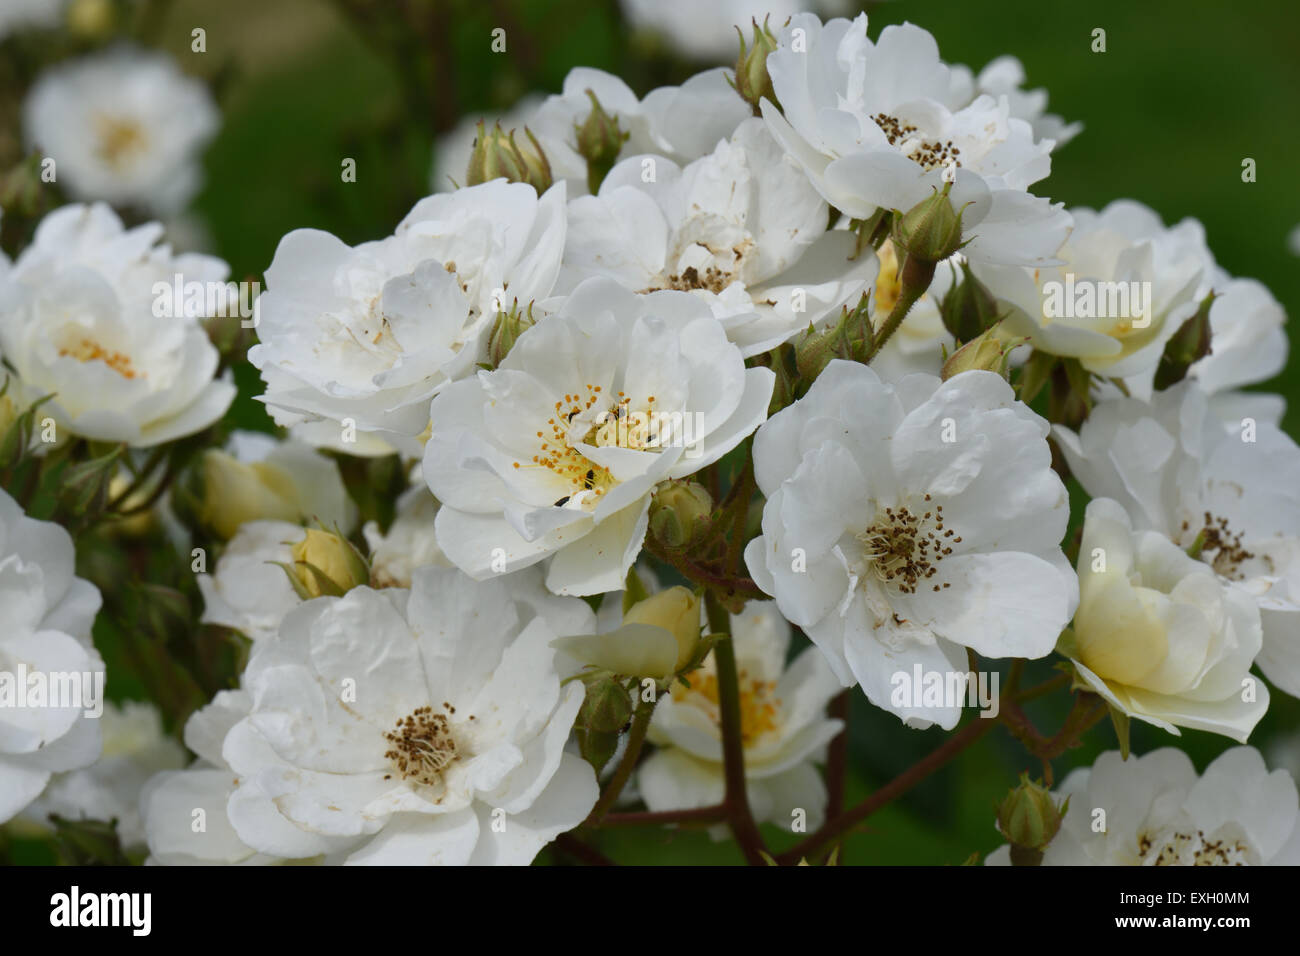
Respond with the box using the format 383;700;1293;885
940;323;1012;381
466;120;553;193
891;181;968;268
574;90;628;194
996;772;1068;865
648;479;713;551
284;527;370;599
732;16;779;116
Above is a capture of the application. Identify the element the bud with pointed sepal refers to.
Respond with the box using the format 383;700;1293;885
1153;290;1215;390
552;586;711;684
891;180;968;271
466;120;553;194
941;322;1015;381
794;293;874;380
278;526;370;599
940;260;1002;342
996;772;1068;865
484;300;537;369
574;90;628;194
648;479;713;551
732;16;779;116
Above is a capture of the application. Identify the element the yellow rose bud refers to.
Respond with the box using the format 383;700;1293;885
287;527;369;599
66;0;115;39
184;449;303;539
623;586;702;673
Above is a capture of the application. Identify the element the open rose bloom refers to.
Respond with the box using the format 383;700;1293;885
3;5;1299;879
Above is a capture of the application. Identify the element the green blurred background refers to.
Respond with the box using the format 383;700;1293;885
14;0;1300;864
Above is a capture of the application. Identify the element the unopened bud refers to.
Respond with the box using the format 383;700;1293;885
574;90;628;194
941;323;1012;381
485;300;537;369
623;586;702;673
732;17;779;115
997;773;1068;865
283;527;370;599
649;479;713;550
891;181;968;267
1153;290;1215;391
940;260;1002;342
466;120;553;193
794;294;874;379
178;450;302;539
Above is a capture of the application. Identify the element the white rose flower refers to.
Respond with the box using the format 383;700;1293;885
250;181;566;456
1070;497;1267;742
948;56;1082;149
23;46;219;215
424;276;774;596
197;520;306;643
745;361;1077;729
141;689;290;865
559;117;877;356
638;601;843;834
0;203;235;446
18;701;185;847
979;200;1214;399
529;67;752;195
1055;381;1300;700
987;747;1300;865
220;566;599;865
1187;277;1287;420
0;487;104;824
761;15;1069;267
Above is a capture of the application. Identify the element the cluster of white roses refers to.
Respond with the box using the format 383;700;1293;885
2;10;1298;867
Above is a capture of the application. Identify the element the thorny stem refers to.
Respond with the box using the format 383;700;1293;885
584;693;657;826
105;445;163;512
597;804;729;828
643;535;766;600
1001;689;1109;785
825;690;850;820
707;591;769;865
553;833;615;866
864;254;935;363
776;669;1068;864
778;711;998;864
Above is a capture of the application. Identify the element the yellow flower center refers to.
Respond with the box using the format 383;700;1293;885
674;667;781;746
94;114;149;171
514;385;665;506
59;337;141;379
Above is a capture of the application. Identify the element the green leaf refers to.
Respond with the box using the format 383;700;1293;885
1016;350;1055;405
57;444;123;519
49;816;130;866
1153;290;1215;390
621;565;650;615
0;392;55;472
1107;704;1131;760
